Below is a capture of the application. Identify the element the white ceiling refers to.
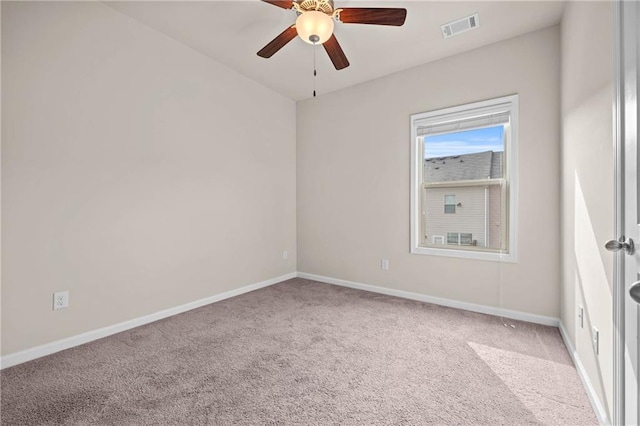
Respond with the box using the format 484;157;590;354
105;1;566;101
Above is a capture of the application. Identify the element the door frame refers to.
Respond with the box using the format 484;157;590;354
613;1;639;424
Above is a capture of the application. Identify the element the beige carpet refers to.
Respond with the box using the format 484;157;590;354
1;278;597;425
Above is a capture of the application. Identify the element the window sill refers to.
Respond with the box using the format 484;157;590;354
411;245;518;263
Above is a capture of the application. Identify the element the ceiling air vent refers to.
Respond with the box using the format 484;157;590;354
441;13;479;39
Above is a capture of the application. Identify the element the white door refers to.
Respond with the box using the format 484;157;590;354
610;2;640;424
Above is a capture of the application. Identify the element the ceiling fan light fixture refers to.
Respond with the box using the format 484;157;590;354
296;10;334;44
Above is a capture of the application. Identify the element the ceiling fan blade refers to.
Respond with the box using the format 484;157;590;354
338;8;407;26
257;26;298;58
261;0;294;10
323;34;349;70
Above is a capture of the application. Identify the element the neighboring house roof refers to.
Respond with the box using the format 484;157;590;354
424;151;503;183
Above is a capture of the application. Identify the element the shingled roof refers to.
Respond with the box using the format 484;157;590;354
424;151;503;183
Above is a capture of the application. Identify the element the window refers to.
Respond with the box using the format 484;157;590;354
410;95;518;262
447;232;474;246
460;233;473;245
444;195;456;213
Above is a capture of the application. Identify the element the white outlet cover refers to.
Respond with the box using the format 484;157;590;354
578;305;584;328
381;259;389;270
282;251;288;260
53;291;69;310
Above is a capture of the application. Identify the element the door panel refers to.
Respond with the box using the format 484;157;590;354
615;1;640;424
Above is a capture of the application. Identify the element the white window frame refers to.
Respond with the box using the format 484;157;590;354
410;94;518;263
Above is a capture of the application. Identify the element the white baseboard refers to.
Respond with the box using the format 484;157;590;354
1;272;297;370
558;322;610;425
296;272;560;327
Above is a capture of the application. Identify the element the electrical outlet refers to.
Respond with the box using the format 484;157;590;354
592;326;599;355
53;291;69;310
381;259;389;271
578;305;584;328
282;250;288;261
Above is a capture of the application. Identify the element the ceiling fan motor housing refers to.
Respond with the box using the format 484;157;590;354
295;0;334;14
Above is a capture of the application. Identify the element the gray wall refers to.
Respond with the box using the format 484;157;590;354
1;2;297;355
560;1;613;418
297;26;561;317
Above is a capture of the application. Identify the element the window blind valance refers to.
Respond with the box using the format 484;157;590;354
415;105;511;137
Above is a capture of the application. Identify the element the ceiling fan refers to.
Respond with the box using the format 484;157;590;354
257;0;407;70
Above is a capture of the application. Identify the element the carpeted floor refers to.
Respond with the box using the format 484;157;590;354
1;278;597;425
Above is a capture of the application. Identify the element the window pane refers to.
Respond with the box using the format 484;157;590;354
447;233;458;244
423;126;504;184
422;125;506;251
424;182;506;250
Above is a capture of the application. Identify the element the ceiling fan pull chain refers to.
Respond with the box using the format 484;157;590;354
313;42;317;97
